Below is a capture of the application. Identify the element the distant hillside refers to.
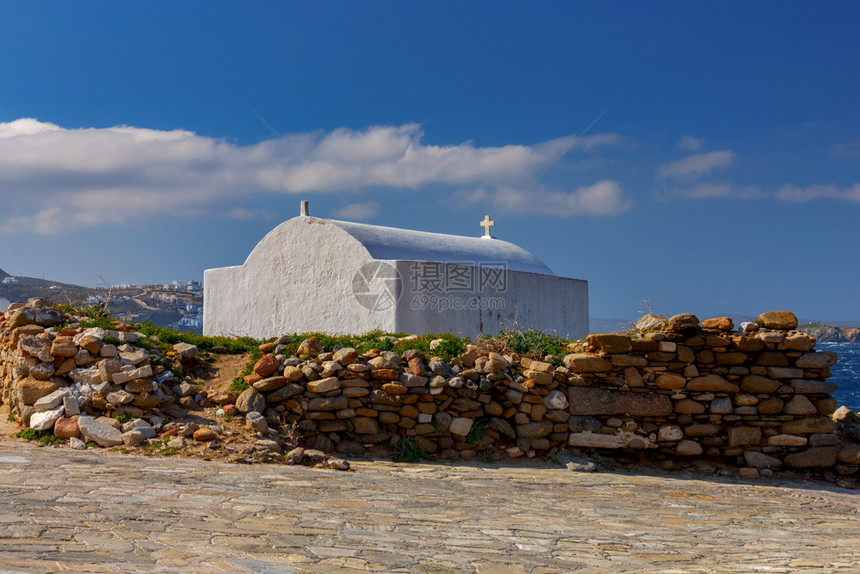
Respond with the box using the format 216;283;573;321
798;324;860;343
0;271;203;330
0;271;93;308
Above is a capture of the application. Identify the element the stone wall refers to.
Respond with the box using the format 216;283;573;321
2;298;859;476
231;311;858;475
0;299;187;446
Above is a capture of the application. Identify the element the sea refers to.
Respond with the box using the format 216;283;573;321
820;342;860;412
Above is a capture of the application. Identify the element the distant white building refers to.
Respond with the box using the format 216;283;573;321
170;315;203;333
153;292;179;303
2;277;19;285
204;202;588;339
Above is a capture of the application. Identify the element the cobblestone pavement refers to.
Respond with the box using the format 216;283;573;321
0;442;858;573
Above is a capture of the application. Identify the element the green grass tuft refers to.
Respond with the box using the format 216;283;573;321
115;412;134;424
467;416;490;444
390;438;429;463
15;428;62;444
274;330;467;362
480;448;494;463
230;377;250;393
132;321;260;354
506;329;568;361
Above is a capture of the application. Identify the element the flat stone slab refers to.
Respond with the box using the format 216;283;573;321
568;387;673;416
0;442;858;572
0;455;29;464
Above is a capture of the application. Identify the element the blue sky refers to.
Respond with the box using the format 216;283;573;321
1;1;858;322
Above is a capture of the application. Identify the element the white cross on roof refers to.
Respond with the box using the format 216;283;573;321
480;214;495;238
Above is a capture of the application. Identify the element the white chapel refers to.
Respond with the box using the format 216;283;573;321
203;202;588;339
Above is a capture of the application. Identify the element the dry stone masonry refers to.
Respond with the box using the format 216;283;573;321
0;299;192;447
220;310;858;477
2;298;859;479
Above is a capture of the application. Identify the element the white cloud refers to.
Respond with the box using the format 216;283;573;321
0;118;624;234
456;181;631;217
330;201;380;221
660;182;860;202
830;141;860;158
774;183;860;202
658;183;761;201
658;150;736;180
0;117;61;137
676;135;704;151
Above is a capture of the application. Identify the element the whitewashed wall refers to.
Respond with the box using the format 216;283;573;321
204;218;397;338
204;216;589;339
393;262;588;339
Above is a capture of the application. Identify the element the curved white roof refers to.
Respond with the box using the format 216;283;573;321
326;218;554;275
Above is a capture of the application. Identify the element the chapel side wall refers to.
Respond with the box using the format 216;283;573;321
392;262;588;339
204;266;252;337
204;218;399;338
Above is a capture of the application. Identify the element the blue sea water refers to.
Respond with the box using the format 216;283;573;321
819;342;860;412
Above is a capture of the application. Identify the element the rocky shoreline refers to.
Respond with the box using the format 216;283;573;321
798;323;860;343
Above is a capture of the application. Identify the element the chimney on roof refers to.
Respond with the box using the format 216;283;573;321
300;200;309;217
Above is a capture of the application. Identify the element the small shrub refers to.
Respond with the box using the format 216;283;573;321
15;428;57;442
480;448;494;464
79;316;113;330
238;348;263;378
230;377;249;393
115;412;134;424
376;337;396;352
143;440;162;451
55;304;76;315
390;438;428;463
39;434;64;445
507;329;567;359
149;354;171;370
6;413;15;422
467;417;490;444
430;337;465;360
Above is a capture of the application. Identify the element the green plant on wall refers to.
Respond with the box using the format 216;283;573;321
390;438;428;463
467;417;490;444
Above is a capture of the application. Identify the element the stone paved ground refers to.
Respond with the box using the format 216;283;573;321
0;443;858;573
